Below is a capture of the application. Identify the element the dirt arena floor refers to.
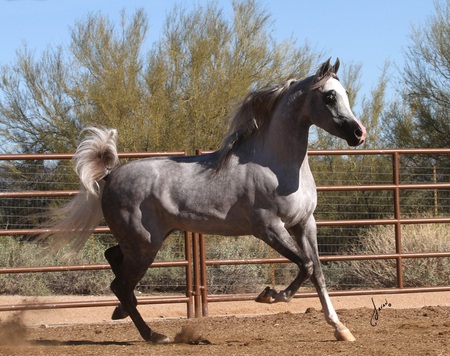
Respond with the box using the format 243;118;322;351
0;292;449;355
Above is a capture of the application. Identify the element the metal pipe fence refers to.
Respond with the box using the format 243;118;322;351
0;149;449;318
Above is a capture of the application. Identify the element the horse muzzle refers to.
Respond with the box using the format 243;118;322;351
345;119;366;147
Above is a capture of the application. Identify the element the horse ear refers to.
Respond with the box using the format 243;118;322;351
332;58;340;74
316;58;332;78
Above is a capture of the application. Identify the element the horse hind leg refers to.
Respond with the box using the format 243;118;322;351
104;244;169;343
104;245;135;320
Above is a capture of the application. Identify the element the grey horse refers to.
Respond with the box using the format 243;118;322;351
40;58;366;343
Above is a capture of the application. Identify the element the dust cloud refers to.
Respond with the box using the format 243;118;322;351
0;311;29;346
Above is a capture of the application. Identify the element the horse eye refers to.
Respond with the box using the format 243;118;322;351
324;90;336;105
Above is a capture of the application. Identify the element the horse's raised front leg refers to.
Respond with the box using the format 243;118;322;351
255;263;312;304
254;222;313;304
105;244;170;344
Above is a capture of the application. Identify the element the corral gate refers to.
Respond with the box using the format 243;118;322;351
0;149;449;318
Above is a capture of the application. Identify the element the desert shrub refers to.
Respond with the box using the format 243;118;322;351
130;234;284;295
4;223;446;296
348;224;450;288
204;235;274;294
0;233;286;296
138;232;188;293
0;236;112;295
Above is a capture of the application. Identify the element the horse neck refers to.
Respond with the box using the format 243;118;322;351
261;106;311;169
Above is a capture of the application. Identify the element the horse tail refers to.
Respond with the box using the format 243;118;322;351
38;127;120;257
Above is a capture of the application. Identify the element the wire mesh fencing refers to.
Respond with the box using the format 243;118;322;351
0;149;449;317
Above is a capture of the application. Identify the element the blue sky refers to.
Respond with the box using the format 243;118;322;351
0;0;438;102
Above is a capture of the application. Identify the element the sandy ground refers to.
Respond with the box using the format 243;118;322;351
0;291;448;326
0;292;449;355
0;292;450;356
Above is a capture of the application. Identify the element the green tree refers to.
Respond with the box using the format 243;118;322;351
143;0;321;152
0;46;80;153
0;0;324;231
381;0;450;217
68;9;150;152
0;1;321;154
384;0;450;149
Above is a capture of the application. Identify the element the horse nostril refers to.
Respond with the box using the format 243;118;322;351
354;128;363;139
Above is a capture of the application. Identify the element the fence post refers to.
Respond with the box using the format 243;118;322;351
199;233;209;317
184;231;194;318
392;152;404;288
192;232;202;317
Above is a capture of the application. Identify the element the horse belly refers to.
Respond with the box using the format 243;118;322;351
175;212;252;236
166;193;253;236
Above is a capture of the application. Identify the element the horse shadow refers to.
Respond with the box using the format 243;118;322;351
30;339;134;347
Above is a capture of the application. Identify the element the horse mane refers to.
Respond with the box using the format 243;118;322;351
215;79;298;170
214;59;340;170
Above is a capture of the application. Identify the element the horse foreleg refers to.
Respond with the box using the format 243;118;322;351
111;301;131;320
310;260;356;342
255;260;312;303
299;219;356;342
255;223;313;304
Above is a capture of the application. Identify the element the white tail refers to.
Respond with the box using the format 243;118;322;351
38;127;120;257
76;127;119;196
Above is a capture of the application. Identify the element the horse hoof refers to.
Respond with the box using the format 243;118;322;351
111;304;129;320
255;286;275;304
334;329;356;342
150;331;171;344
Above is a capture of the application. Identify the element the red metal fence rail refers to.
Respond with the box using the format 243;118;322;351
0;151;197;317
0;149;449;318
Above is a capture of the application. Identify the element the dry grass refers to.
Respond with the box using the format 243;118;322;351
350;223;450;287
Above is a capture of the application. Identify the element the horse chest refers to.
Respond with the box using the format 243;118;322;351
274;188;317;225
251;168;317;225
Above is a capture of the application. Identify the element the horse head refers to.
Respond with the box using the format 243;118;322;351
308;58;366;147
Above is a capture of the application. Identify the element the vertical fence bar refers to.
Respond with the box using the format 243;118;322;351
199;233;209;317
392;152;404;288
433;164;438;217
184;231;194;318
195;149;209;317
192;232;202;317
